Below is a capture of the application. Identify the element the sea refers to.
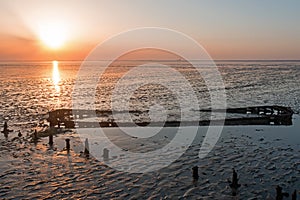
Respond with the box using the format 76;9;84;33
0;60;299;199
1;60;300;127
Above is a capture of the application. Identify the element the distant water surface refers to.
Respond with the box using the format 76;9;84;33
0;60;300;128
0;60;300;199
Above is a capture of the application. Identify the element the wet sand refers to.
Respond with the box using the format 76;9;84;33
0;116;299;199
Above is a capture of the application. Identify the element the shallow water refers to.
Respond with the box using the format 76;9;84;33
0;60;300;199
1;60;300;127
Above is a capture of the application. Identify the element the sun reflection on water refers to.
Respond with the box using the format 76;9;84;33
52;60;60;92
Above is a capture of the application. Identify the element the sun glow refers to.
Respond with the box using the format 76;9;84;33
52;60;61;92
39;23;67;49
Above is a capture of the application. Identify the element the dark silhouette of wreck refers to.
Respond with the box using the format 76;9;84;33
47;105;293;128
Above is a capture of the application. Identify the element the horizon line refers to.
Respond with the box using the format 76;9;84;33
1;59;300;62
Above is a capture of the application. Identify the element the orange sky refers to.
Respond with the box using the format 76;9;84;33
1;1;300;60
0;34;94;61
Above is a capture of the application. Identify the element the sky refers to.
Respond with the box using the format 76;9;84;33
0;0;300;60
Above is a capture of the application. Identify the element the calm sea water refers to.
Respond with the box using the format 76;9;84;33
1;60;300;199
0;60;300;128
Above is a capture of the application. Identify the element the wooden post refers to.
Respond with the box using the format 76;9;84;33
65;138;70;151
2;121;9;138
103;148;109;161
192;166;199;180
275;185;289;200
49;134;53;146
4;121;8;131
18;131;22;137
84;138;89;157
292;190;297;200
229;169;241;196
33;130;38;141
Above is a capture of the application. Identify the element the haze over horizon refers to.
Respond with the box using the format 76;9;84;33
1;0;300;61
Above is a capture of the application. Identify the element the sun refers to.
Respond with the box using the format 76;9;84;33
38;23;67;49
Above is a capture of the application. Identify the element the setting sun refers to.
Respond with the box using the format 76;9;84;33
38;23;67;49
1;1;300;199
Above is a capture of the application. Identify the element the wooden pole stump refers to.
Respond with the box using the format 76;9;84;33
192;166;199;180
49;134;53;146
84;138;89;157
103;148;109;161
65;138;70;151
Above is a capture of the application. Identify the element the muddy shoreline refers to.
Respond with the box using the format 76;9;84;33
0;116;299;199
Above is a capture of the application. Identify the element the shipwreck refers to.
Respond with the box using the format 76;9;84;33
46;105;293;128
